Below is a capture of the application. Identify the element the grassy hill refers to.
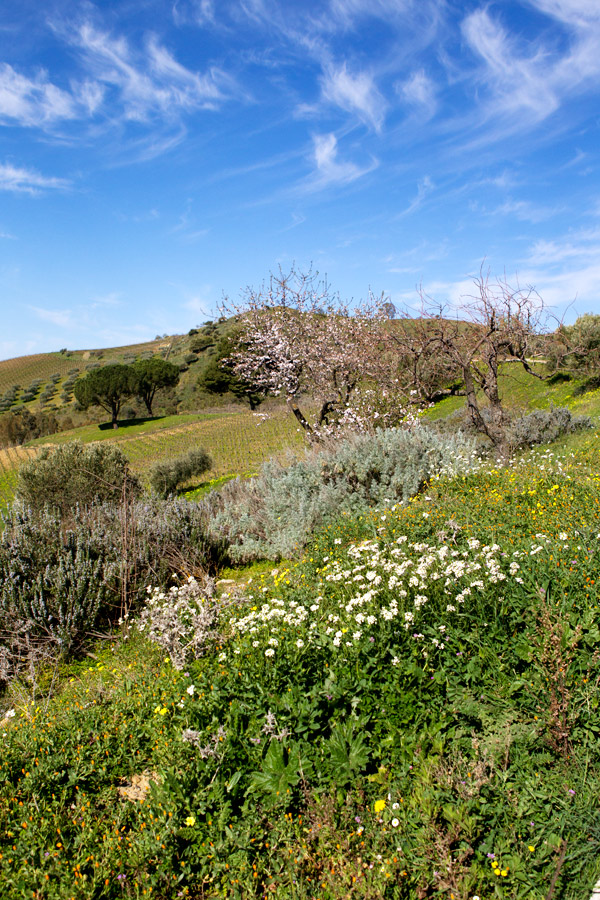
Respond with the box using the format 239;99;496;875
1;426;600;898
0;319;238;420
3;327;600;896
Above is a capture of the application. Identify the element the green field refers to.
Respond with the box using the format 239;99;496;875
0;406;304;505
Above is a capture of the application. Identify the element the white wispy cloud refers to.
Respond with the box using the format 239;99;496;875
0;63;79;127
528;0;600;29
183;293;213;317
493;198;560;223
30;306;74;328
71;23;234;121
172;0;216;27
398;175;435;217
308;132;377;189
462;9;559;122
518;263;600;316
90;291;121;308
0;163;69;194
399;69;437;117
462;2;600;134
320;62;386;131
526;227;600;265
326;0;435;31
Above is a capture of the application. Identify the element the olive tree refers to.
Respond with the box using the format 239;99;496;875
17;440;140;515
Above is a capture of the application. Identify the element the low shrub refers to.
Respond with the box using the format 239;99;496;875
16;440;141;514
207;426;479;561
507;405;593;450
572;374;600;397
149;447;212;498
0;497;224;681
0;507;116;677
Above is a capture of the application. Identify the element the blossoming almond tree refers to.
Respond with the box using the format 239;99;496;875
221;265;405;437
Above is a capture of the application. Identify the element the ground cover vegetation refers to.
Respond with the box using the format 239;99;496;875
1;269;600;898
1;432;600;898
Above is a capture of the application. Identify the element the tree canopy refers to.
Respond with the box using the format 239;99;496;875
197;333;266;410
133;357;180;416
74;364;138;428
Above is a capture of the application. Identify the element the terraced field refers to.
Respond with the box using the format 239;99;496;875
0;406;304;508
121;407;304;479
0;335;190;415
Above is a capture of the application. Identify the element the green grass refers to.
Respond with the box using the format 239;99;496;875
27;413;214;446
425;365;591;423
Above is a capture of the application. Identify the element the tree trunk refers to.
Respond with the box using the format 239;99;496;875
318;400;336;426
286;397;312;433
463;367;487;437
111;401;119;429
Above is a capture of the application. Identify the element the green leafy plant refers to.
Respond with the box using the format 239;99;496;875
149;447;212;497
16;439;140;514
326;720;370;787
251;741;301;807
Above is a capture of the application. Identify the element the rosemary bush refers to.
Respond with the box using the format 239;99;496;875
0;498;223;680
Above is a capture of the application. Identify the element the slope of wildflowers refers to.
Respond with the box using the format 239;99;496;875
1;434;600;898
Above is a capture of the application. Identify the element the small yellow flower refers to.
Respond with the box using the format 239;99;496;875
154;705;162;714
528;845;535;852
185;815;196;827
501;870;508;877
374;799;386;813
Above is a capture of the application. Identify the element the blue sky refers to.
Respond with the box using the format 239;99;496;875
1;0;600;359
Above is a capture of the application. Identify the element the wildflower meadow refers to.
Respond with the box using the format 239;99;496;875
1;433;600;899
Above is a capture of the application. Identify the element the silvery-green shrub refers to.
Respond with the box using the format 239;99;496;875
206;427;479;561
507;406;593;450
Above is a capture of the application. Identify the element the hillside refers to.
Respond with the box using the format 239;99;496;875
2;318;600;897
0;319;237;421
0;339;599;514
1;425;600;898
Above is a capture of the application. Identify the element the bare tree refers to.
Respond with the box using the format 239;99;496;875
389;269;558;454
